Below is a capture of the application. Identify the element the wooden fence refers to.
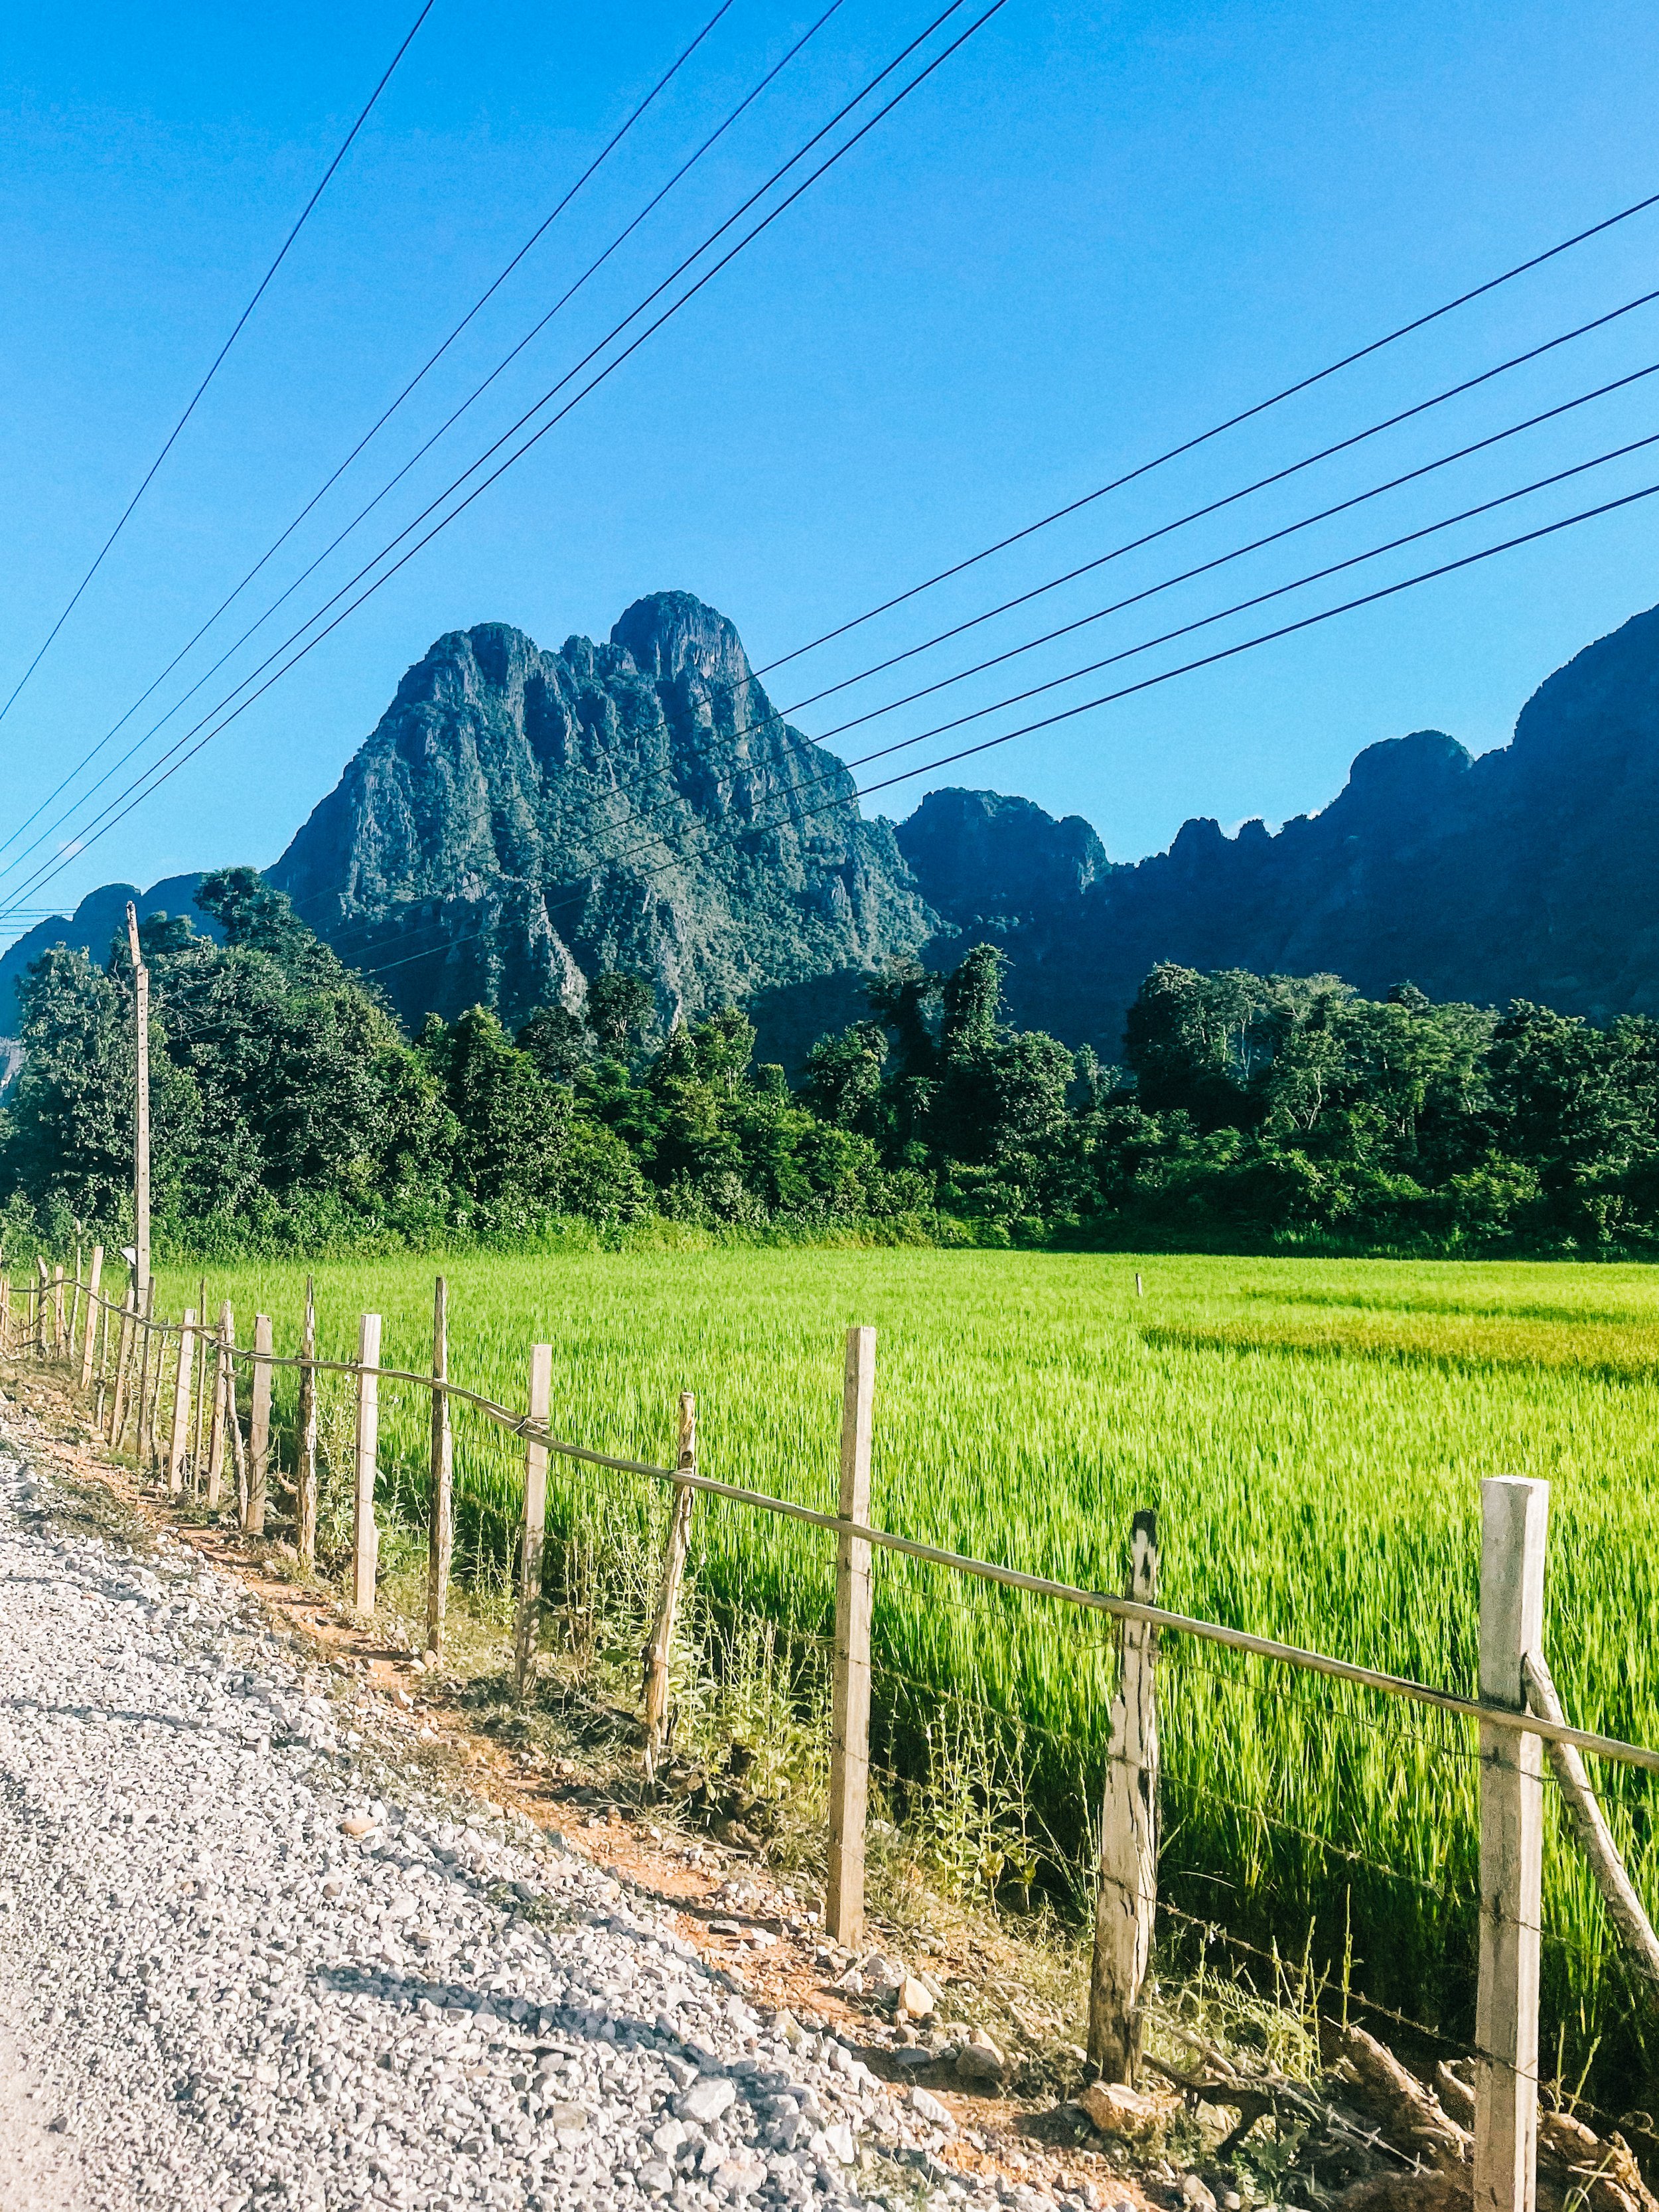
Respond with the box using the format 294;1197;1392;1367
3;1257;1658;2212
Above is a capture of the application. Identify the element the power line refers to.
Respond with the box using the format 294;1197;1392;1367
737;183;1659;690
0;0;1011;927
0;0;439;733
0;0;974;911
0;0;763;875
852;476;1659;804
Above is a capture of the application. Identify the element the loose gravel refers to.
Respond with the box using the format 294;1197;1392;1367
0;1436;1014;2212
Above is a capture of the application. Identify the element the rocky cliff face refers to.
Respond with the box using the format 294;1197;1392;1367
268;592;938;1054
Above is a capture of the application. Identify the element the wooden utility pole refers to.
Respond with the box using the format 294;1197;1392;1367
1475;1476;1548;2212
826;1325;877;1946
125;903;150;1300
1089;1509;1161;2084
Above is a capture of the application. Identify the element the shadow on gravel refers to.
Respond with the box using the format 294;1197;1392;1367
3;1696;204;1735
314;1962;779;2130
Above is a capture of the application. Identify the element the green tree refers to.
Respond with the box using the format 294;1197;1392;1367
585;972;654;1054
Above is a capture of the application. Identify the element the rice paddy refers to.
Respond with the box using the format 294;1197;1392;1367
151;1246;1659;2099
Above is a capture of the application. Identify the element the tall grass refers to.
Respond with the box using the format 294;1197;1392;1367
153;1248;1659;2101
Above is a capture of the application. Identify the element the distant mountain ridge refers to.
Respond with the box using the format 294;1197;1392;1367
9;592;1659;1063
0;874;216;1036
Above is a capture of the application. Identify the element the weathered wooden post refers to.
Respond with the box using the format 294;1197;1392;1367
514;1343;553;1698
52;1265;65;1357
0;1276;11;1355
297;1276;319;1564
643;1392;698;1780
147;1307;171;1467
191;1274;208;1483
248;1315;273;1535
108;1282;137;1441
352;1312;382;1612
827;1325;877;1946
79;1247;104;1390
1089;1509;1161;2083
35;1257;48;1358
224;1315;248;1520
425;1277;453;1657
70;1252;83;1363
1475;1476;1548;2212
130;1282;158;1455
206;1301;234;1506
167;1313;196;1495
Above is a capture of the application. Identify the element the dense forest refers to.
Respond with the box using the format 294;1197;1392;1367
3;868;1658;1260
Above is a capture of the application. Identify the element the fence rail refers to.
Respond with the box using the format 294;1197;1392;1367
3;1257;1657;2212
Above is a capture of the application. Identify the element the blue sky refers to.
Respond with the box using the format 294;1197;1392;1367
2;0;1656;938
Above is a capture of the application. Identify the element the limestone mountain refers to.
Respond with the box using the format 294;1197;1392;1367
266;591;936;1063
947;600;1659;1052
10;593;1659;1071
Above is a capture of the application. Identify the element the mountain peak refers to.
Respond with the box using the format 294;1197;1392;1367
610;591;753;692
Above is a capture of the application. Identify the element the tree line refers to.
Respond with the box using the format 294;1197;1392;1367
3;867;1656;1258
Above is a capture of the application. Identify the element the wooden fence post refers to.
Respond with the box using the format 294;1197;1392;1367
426;1276;453;1657
827;1325;877;1946
514;1343;553;1698
352;1312;382;1613
70;1254;83;1363
206;1301;233;1506
130;1282;157;1454
107;1284;134;1436
297;1276;319;1564
225;1317;248;1520
167;1313;196;1494
643;1392;698;1780
191;1274;207;1483
79;1247;103;1390
248;1315;273;1535
52;1265;65;1357
148;1306;171;1468
35;1258;47;1358
1089;1509;1161;2083
0;1277;10;1356
1475;1476;1549;2212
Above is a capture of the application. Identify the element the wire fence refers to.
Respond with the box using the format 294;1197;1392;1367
7;1255;1659;2205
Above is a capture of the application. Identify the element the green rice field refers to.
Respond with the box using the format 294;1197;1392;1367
149;1247;1659;2100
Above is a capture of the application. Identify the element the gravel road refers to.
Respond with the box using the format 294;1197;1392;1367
0;1434;1006;2212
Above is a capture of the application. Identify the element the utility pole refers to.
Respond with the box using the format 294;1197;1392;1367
125;902;150;1301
